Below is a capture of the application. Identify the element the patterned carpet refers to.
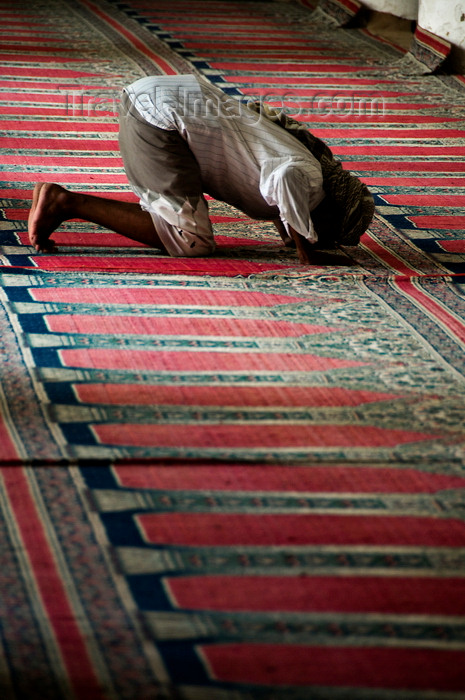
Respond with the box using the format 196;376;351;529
1;0;465;697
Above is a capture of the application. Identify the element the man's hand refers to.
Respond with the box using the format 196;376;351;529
288;225;316;265
286;223;354;267
273;220;315;263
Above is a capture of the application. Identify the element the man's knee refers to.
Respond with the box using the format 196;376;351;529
160;226;215;258
169;239;216;258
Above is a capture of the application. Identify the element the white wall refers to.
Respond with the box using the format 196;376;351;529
418;0;465;51
361;0;418;20
360;0;465;70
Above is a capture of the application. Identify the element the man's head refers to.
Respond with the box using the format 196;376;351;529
248;99;375;248
312;162;375;248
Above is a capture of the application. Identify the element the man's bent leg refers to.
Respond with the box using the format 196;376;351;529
28;182;166;253
118;91;215;258
148;209;215;258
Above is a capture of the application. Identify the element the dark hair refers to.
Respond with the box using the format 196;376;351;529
310;196;342;248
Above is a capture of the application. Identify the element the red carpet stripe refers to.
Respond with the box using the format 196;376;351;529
361;233;424;276
166;575;465;615
76;385;403;408
1;468;105;698
46;315;339;337
94;423;437;449
0;420;21;461
34;256;301;275
1;120;119;133
114;464;465;493
0;67;117;79
238;80;419;89
16;231;152;248
439;240;465;252
305;115;463;124
61;348;365;372
202;645;465;690
308;128;465;139
30;288;309;305
0;138;118;151
379;195;465;206
0;52;97;63
181;40;334;51
335;146;465;155
363;176;465;186
409;216;465;229
210;62;374;72
342;161;465;172
3;156;121;167
136;512;465;547
393;278;465;345
7;173;126;184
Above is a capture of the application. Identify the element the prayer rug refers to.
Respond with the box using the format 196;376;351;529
1;0;465;698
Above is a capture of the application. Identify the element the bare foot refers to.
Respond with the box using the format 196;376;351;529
28;182;71;252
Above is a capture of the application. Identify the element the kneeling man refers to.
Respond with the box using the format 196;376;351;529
28;74;374;264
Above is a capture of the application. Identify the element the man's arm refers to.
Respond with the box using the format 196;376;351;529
273;218;293;246
288;224;316;264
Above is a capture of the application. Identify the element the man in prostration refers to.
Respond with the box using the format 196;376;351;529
28;74;375;264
